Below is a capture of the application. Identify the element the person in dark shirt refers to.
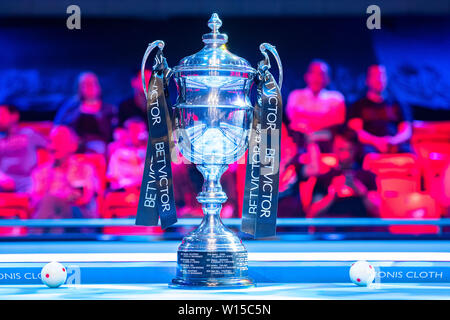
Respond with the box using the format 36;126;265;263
55;72;117;154
118;69;151;126
308;126;380;222
348;65;412;154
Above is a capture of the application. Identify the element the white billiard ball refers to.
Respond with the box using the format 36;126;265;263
349;260;375;286
41;261;67;288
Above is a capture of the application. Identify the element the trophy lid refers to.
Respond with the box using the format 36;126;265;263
172;13;256;75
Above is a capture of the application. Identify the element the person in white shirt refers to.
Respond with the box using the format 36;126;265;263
285;60;347;177
286;60;346;138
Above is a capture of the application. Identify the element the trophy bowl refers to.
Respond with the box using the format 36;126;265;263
170;14;256;288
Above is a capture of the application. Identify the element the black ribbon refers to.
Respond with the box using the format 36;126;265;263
136;50;177;229
241;61;282;238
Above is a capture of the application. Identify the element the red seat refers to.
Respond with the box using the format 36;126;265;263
363;153;418;173
412;120;450;139
411;121;450;210
18;121;53;138
363;153;420;197
102;191;162;235
363;154;438;234
420;155;450;207
0;193;30;236
412;121;450;165
380;192;440;234
102;192;139;218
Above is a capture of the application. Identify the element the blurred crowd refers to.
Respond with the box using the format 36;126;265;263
0;69;236;226
0;61;449;234
278;61;450;233
280;62;411;219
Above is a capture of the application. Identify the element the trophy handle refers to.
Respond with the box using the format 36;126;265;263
141;40;165;100
259;43;283;90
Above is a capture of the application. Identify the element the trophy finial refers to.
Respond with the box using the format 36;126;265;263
203;13;228;46
208;13;222;33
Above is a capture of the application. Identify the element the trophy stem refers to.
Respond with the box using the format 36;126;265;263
170;163;254;289
197;164;228;206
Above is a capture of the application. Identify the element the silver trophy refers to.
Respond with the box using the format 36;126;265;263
141;13;282;288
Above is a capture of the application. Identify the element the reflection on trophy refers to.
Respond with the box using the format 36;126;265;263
137;13;283;288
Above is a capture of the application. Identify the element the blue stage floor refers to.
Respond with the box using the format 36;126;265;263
0;283;449;300
1;240;450;299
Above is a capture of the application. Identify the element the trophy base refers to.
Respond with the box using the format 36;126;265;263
170;249;255;290
170;192;254;290
170;277;254;289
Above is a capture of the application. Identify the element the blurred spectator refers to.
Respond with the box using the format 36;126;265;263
106;118;147;191
172;151;203;217
286;59;346;153
278;124;310;217
31;126;98;220
118;69;151;126
54;72;118;154
107;127;129;161
308;126;380;219
0;104;48;193
348;65;412;154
